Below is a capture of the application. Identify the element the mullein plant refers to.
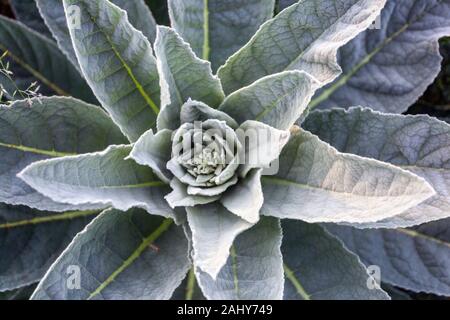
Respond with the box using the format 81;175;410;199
0;0;450;299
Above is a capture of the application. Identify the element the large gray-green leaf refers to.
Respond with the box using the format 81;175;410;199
282;220;389;300
180;100;238;129
237;120;290;177
196;217;284;300
32;208;190;300
36;0;157;71
186;203;252;279
63;0;160;142
310;0;450;113
218;0;386;95
221;169;264;224
327;220;450;296
168;0;276;72
129;129;173;184
220;71;318;129
303;107;450;228
0;204;98;292
0;14;96;103
19;145;175;219
10;0;51;37
261;129;435;224
0;97;126;212
155;26;224;131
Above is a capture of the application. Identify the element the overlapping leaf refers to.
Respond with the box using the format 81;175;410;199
261;129;435;224
63;0;161;141
32;208;190;300
0;14;96;103
187;203;252;279
19;145;175;220
168;0;276;72
0;97;126;212
154;26;224;131
196;217;284;300
311;0;450;113
303;107;450;228
327;221;450;296
219;71;318;129
10;0;51;36
218;0;386;94
36;0;157;70
0;204;98;291
282;220;389;300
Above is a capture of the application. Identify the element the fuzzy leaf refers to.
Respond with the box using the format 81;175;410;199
0;14;96;103
237;120;290;177
165;178;219;208
219;71;319;129
303;107;450;228
261;129;435;224
32;208;190;300
180;100;238;129
36;0;157;71
196;217;284;300
0;204;98;292
186;203;252;278
218;0;386;95
221;169;264;224
327;221;450;297
168;0;276;72
63;0;160;142
0;97;126;212
311;0;450;113
155;26;225;131
19;145;175;220
129;129;173;184
282;220;389;300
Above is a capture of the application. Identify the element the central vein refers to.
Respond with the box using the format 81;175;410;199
202;0;210;61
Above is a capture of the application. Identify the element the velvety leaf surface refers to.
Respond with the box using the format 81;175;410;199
196;217;284;300
129;129;173;184
155;26;224;131
282;220;389;300
303;107;450;228
36;0;157;71
19;145;175;220
311;0;450;113
10;0;51;36
237;120;290;177
187;203;252;279
168;0;275;72
261;129;435;224
220;169;264;224
0;14;96;103
219;71;319;130
63;0;160;142
326;221;450;296
32;208;190;300
0;204;98;291
180;100;238;129
218;0;386;95
0;97;126;212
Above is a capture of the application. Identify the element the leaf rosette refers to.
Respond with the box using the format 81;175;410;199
3;0;450;301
